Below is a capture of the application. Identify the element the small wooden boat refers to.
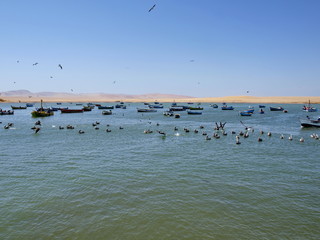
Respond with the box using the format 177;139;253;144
98;106;114;109
169;107;185;111
221;106;234;110
210;104;218;108
300;117;320;128
11;106;27;110
240;111;253;116
0;109;14;115
102;110;112;115
189;107;203;110
302;100;317;112
187;110;202;115
270;106;284;111
31;100;54;117
137;108;157;112
60;109;84;113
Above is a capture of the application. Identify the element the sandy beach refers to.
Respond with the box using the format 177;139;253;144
1;95;320;104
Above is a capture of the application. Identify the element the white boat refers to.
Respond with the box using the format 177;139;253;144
300;116;320;128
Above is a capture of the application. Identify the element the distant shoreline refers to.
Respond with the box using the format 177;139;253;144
1;96;320;104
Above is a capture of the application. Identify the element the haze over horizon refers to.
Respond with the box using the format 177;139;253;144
1;0;319;97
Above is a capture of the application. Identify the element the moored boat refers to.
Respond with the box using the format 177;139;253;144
240;111;253;116
137;108;157;113
302;100;317;112
169;106;185;111
189;107;203;110
221;105;234;110
0;109;14;115
31;100;54;117
187;110;202;115
26;103;34;107
60;109;84;113
102;110;112;115
11;106;27;110
98;106;114;109
300;116;320;128
270;106;284;111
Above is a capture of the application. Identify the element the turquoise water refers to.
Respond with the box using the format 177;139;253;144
0;102;319;239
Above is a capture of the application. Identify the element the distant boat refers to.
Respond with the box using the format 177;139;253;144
302;100;317;112
187;110;202;115
300;116;320;128
270;106;284;111
259;105;266;108
163;111;174;116
210;104;218;108
26;103;34;107
98;106;114;109
11;106;27;110
56;102;62;105
169;107;185;111
60;109;84;113
31;100;54;117
240;111;253;116
102;110;112;115
189;107;203;110
0;109;14;115
221;105;234;110
137;108;157;113
82;106;92;111
174;114;181;118
148;104;163;109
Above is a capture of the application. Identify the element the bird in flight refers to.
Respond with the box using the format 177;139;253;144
71;89;73;92
58;64;63;69
33;62;38;66
17;60;20;63
148;4;156;12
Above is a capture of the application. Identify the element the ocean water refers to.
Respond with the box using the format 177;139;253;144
0;102;319;239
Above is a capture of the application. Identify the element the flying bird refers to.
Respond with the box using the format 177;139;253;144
113;81;116;84
17;60;20;63
33;62;38;66
58;64;63;69
71;89;73;92
148;4;156;12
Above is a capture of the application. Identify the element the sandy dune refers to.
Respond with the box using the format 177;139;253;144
0;90;319;104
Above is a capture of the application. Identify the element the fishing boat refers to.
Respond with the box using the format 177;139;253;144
270;106;284;111
189;107;203;110
259;105;266;108
300;116;320;128
60;109;84;113
98;106;114;109
240;111;253;116
302;100;317;112
210;104;218;108
148;104;164;109
221;105;234;110
169;106;185;111
31;100;54;117
82;106;92;111
102;110;112;115
26;103;34;107
187;110;202;115
0;109;14;115
137;108;157;113
11;106;27;110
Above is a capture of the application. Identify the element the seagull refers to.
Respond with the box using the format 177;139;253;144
148;4;156;12
58;64;63;69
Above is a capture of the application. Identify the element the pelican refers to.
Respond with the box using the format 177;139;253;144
148;4;156;12
59;126;64;130
106;129;112;132
174;127;178;131
280;134;284;139
288;135;293;141
205;136;211;140
299;137;304;142
78;130;85;134
95;127;99;130
194;129;199;133
258;137;263;142
119;126;124;129
35;120;41;126
267;132;272;137
34;127;41;134
157;130;166;137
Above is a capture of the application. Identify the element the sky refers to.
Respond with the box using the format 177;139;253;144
1;0;319;97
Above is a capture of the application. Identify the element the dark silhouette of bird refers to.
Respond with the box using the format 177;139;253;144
148;4;156;12
58;64;63;69
33;62;38;66
50;76;53;78
35;127;41;134
71;89;73;92
17;60;20;63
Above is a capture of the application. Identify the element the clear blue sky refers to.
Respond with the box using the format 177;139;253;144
1;0;319;97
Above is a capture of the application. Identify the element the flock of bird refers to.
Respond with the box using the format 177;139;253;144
1;119;319;145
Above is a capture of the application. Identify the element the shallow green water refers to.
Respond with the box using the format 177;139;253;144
0;102;319;239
